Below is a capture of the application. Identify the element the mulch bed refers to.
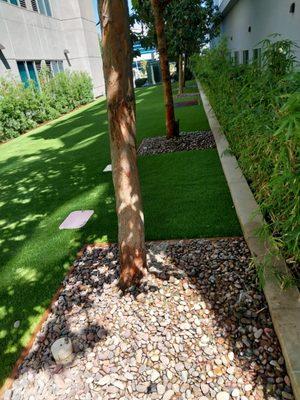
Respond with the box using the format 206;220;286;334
4;238;294;400
174;100;199;108
137;131;216;156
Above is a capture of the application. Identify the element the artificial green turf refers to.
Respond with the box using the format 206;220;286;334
139;149;241;240
0;83;240;384
135;84;209;141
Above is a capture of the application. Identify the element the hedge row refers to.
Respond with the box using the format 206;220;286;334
0;68;93;142
191;37;300;283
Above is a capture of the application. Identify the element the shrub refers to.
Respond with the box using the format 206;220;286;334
191;36;300;281
0;69;93;142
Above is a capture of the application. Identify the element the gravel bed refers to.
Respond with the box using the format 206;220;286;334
138;131;215;156
4;238;294;400
175;93;200;98
174;100;199;108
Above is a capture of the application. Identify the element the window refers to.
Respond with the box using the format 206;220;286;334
234;51;240;65
58;61;64;72
45;60;51;72
37;0;46;14
31;0;52;16
1;0;26;6
44;0;51;16
46;60;64;76
17;61;39;88
253;48;262;66
50;60;59;75
243;50;249;64
35;60;42;73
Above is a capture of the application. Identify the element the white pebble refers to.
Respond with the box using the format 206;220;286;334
97;375;111;386
150;369;160;382
163;390;175;400
244;384;252;392
216;392;230;400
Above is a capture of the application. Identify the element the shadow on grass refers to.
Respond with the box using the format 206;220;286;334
0;101;119;384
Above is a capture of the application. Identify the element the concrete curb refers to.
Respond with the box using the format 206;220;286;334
197;80;300;400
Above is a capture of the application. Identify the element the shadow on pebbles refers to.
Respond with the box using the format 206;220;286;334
4;239;294;400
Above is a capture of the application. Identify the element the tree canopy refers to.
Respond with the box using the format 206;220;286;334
131;0;220;60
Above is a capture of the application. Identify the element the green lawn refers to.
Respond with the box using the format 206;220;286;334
0;84;240;384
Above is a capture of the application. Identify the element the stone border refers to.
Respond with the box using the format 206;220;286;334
196;80;300;400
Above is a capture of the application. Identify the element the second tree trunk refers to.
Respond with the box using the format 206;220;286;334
151;0;179;138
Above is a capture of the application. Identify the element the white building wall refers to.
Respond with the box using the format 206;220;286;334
215;0;300;62
0;0;104;97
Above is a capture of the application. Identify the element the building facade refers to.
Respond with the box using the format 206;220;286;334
0;0;105;97
214;0;300;63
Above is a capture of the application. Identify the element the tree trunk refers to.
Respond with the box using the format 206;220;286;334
178;54;183;96
99;0;147;290
150;0;179;138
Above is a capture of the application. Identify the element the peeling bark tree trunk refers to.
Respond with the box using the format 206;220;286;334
99;0;147;290
151;0;179;138
178;54;183;96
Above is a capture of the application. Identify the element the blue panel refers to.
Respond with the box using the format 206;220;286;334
51;61;59;75
58;61;64;72
37;0;46;14
43;0;51;16
10;0;19;5
27;61;39;87
17;61;29;88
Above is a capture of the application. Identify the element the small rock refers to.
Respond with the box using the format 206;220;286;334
136;384;148;393
157;384;166;395
284;375;291;386
163;390;175;400
201;383;210;395
216;392;230;400
150;369;160;382
112;380;125;390
97;375;111;386
3;390;12;400
254;329;263;339
231;388;240;397
175;363;185;372
200;335;210;344
124;372;134;380
166;370;173;380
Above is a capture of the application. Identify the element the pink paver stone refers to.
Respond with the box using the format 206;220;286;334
59;210;94;230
